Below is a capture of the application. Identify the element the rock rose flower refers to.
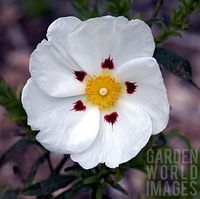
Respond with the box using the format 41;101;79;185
22;16;169;169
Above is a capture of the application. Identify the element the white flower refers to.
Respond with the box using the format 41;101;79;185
22;16;169;169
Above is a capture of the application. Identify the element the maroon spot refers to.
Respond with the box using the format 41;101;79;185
72;100;86;112
125;81;137;94
101;56;114;69
74;70;87;82
104;112;118;126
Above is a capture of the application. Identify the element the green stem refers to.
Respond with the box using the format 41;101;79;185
92;185;103;199
151;0;163;19
53;155;69;174
155;0;200;43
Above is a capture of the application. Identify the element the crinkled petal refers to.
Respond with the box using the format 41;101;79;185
30;40;85;97
47;16;82;70
115;57;169;134
71;100;152;169
21;79;100;153
67;16;119;75
47;16;81;41
112;19;155;67
67;16;154;75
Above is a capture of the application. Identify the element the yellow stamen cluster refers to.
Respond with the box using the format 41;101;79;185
85;74;122;109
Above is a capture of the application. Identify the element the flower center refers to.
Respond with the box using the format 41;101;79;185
85;75;122;109
99;87;108;96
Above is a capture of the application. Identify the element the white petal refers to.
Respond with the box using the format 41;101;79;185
71;101;152;169
112;19;155;68
47;16;81;40
47;16;82;70
22;79;100;153
115;57;169;134
67;16;119;75
30;40;85;97
67;16;154;75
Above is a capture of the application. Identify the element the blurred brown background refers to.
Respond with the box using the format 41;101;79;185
0;0;200;198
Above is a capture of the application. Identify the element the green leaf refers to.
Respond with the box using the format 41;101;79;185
22;175;76;196
0;76;30;130
26;153;47;186
106;176;128;195
55;182;89;199
154;47;200;90
0;138;35;169
83;176;99;185
104;0;134;17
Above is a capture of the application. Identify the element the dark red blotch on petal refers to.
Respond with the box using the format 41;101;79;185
125;81;137;94
104;112;118;126
72;100;86;112
74;70;87;82
101;56;114;70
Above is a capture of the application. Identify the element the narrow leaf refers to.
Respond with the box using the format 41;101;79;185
55;182;89;199
0;76;30;129
110;183;128;195
92;185;103;199
154;47;200;90
83;176;99;185
106;176;128;195
0;138;35;169
22;175;75;196
26;153;47;186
